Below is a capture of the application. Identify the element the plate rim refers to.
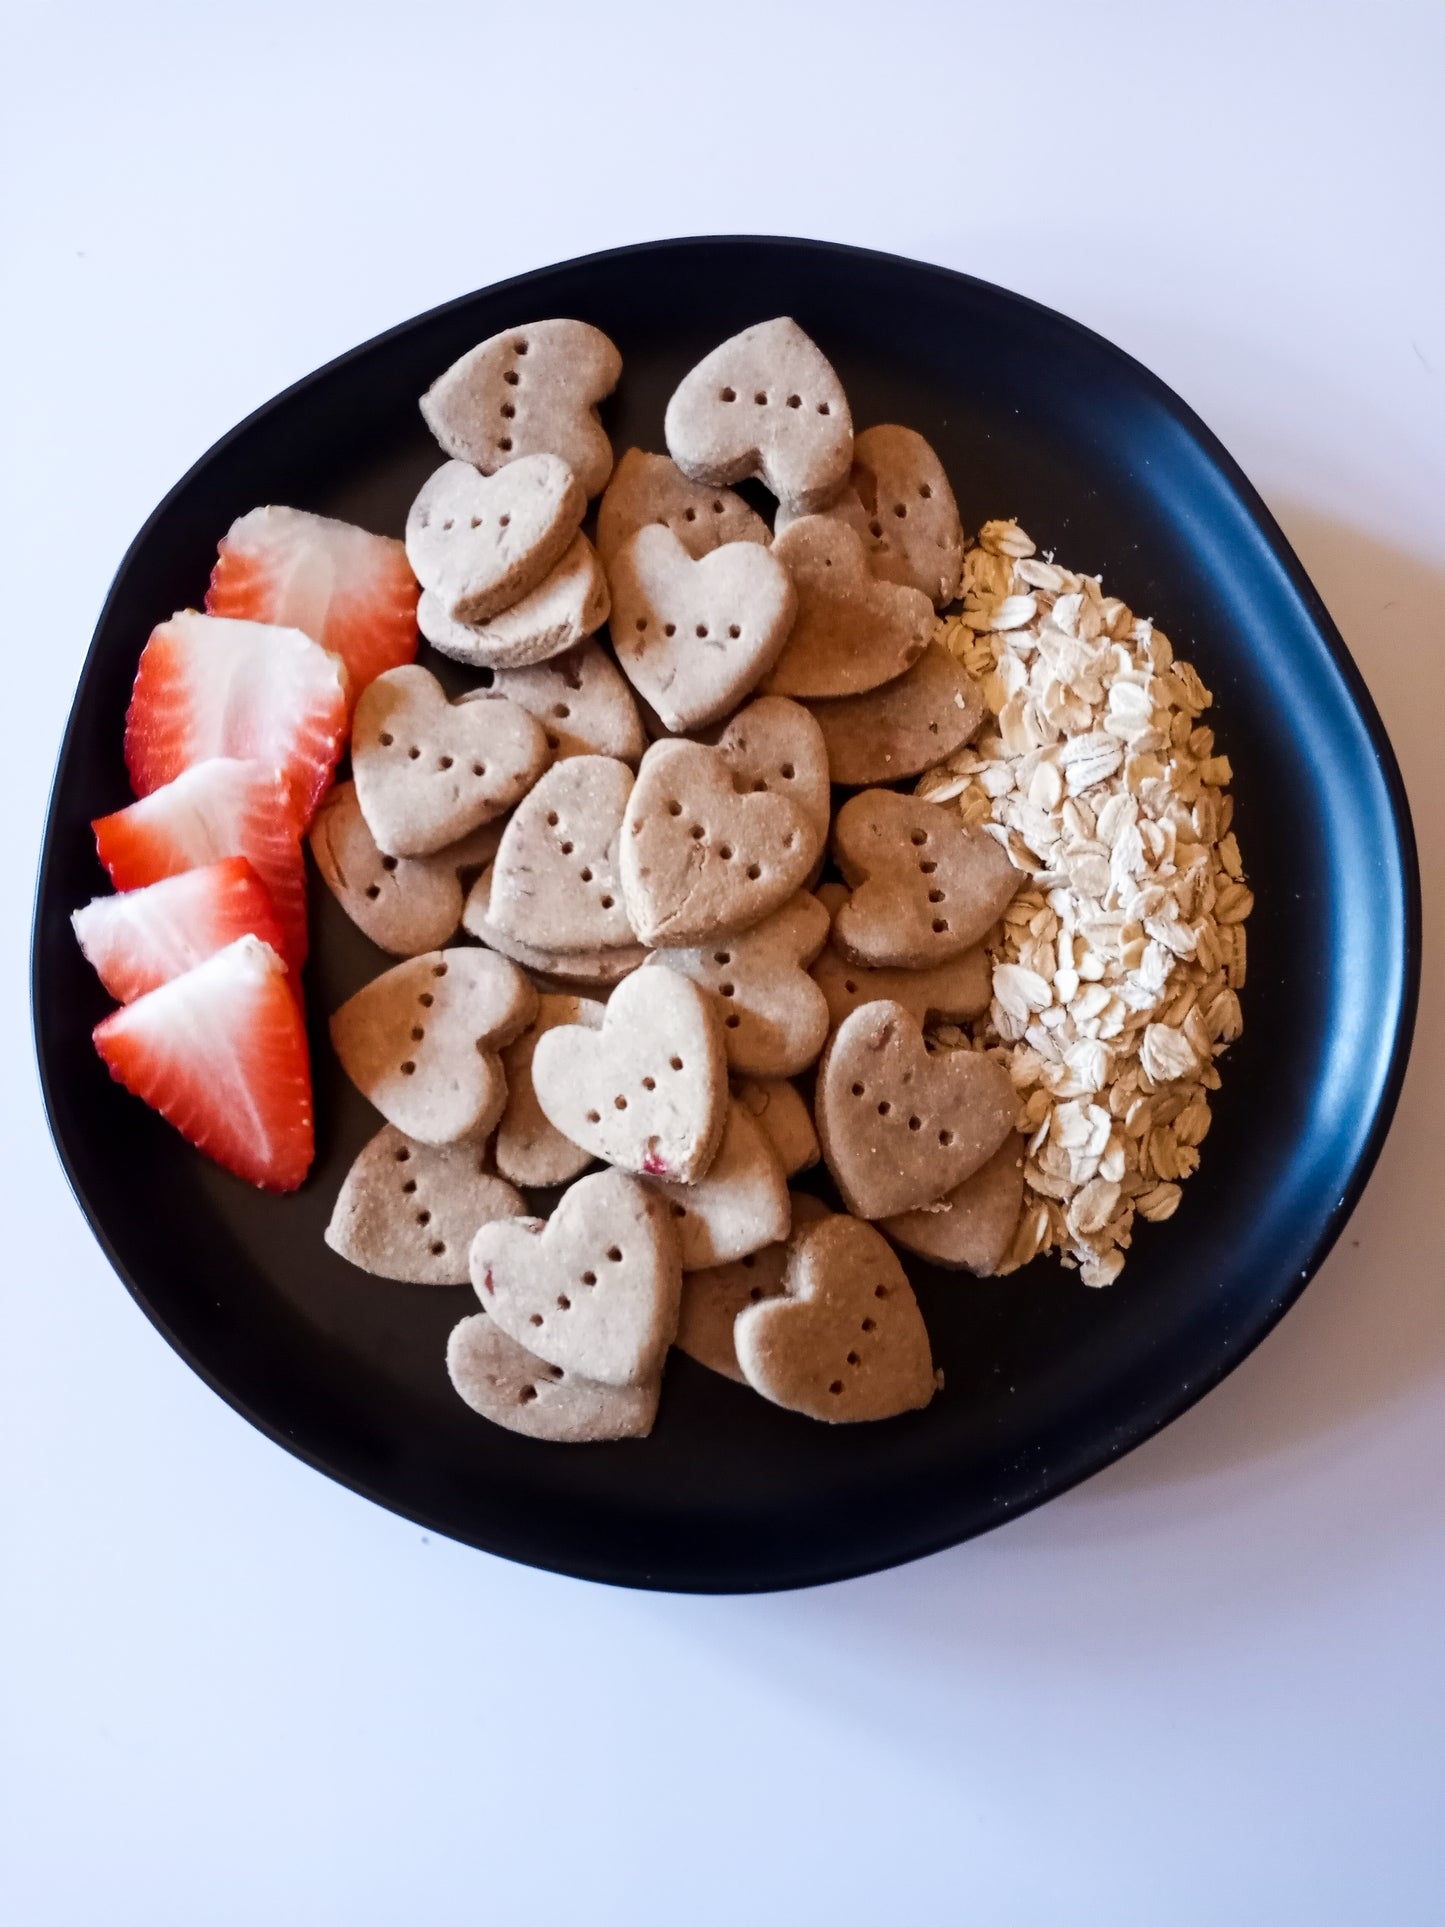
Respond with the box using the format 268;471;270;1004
32;233;1424;1592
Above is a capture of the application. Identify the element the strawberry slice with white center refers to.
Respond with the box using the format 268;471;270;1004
206;505;418;705
124;610;348;825
93;934;314;1192
72;856;288;1004
93;757;310;969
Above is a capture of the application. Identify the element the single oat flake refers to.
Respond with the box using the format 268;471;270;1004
919;519;1251;1287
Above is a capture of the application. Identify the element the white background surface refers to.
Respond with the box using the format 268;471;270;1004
4;3;1443;1921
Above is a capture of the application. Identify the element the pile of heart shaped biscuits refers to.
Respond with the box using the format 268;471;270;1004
321;315;1031;1442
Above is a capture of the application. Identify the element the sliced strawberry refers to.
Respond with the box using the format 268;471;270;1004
124;610;348;825
206;505;418;704
93;935;314;1192
72;857;288;1004
93;758;309;968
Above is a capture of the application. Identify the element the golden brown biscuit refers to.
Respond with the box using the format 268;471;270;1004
831;790;1021;968
735;1213;936;1422
814;999;1018;1219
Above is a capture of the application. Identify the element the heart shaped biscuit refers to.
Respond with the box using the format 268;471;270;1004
330;947;536;1145
494;993;606;1188
596;448;771;568
463;864;646;989
487;755;637;954
776;424;964;607
709;696;831;845
458;640;645;764
405;455;586;623
530;969;727;1184
734;1212;936;1422
881;1133;1025;1274
325;1124;527;1285
418;532;609;670
644;891;830;1078
352;665;550;858
420;319;622;499
763;517;935;698
644;1099;790;1270
609;525;797;732
621;736;818;947
675;1192;829;1382
470;1167;681;1385
664;318;852;515
815;999;1018;1218
805;647;985;787
310;781;464;956
810;881;992;1032
735;1077;819;1177
447;1312;659;1442
435;816;509;877
832;790;1022;968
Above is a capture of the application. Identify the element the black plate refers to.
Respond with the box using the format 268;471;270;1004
33;237;1420;1593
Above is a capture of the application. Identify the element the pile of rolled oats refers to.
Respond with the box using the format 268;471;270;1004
918;519;1252;1287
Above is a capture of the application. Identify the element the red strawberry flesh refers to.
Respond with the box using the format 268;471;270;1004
93;757;309;968
124;611;347;825
92;934;314;1192
206;505;418;705
72;856;288;1004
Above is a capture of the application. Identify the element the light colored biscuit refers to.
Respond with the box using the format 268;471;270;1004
494;994;606;1189
776;424;964;607
530;969;727;1185
420;319;622;498
351;665;550;858
310;781;464;956
488;756;637;954
708;695;831;846
664;318;852;515
325;1125;527;1285
810;880;992;1032
881;1133;1025;1274
405;456;586;624
763;517;935;698
330;948;536;1145
417;533;609;669
735;1077;819;1177
456;639;645;764
621;735;818;947
447;1312;659;1442
831;789;1022;968
644;1099;789;1270
675;1192;829;1381
815;999;1018;1219
609;525;797;733
735;1213;936;1423
644;891;830;1078
470;1167;681;1386
804;647;985;787
463;864;646;988
596;448;771;568
435;815;509;876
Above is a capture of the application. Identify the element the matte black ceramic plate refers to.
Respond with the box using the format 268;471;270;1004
34;238;1420;1592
